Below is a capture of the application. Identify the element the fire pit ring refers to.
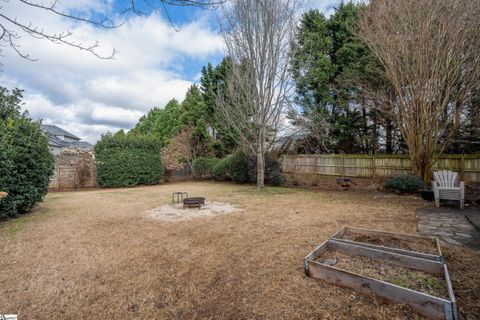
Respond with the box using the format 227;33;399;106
183;197;206;209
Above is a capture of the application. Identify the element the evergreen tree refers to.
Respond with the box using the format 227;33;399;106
0;87;54;219
200;57;238;156
291;2;393;154
130;99;182;145
181;85;213;157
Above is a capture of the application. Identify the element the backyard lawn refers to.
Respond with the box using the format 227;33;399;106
0;181;479;319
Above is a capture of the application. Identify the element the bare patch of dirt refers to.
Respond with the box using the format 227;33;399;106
318;250;448;298
145;201;241;221
283;173;378;191
0;181;478;319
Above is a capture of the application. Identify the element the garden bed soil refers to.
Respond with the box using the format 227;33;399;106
317;250;448;298
340;233;439;255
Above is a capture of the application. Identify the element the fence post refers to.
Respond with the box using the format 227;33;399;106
55;157;60;189
372;155;376;180
342;154;345;178
315;155;319;175
460;156;465;181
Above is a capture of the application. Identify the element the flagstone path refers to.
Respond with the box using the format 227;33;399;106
416;206;480;251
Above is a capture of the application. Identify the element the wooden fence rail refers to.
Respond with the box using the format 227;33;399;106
281;154;480;182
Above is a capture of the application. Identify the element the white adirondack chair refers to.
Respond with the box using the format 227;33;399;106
432;170;465;209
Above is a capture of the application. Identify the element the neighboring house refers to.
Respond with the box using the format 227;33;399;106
41;124;93;155
273;134;307;153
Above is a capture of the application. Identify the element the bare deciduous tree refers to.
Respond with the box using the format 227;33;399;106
358;0;480;181
0;0;223;60
161;125;194;172
216;0;302;188
287;107;331;153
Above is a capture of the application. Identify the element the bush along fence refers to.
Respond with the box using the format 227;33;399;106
194;151;284;185
281;154;480;182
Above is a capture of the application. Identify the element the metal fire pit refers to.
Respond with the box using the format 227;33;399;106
183;197;205;209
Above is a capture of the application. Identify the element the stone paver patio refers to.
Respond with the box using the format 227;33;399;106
416;206;480;251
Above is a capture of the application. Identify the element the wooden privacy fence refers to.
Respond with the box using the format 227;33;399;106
281;154;480;182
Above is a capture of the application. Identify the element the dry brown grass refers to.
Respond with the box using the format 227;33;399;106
0;181;479;319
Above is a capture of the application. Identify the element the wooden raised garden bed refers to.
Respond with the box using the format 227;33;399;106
332;226;443;262
304;239;457;320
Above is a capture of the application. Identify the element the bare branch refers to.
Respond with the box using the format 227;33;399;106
19;0;122;29
0;0;225;60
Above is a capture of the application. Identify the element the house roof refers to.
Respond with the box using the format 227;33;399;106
42;125;93;150
48;135;93;149
41;124;81;140
69;140;94;149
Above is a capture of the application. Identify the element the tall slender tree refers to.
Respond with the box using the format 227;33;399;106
181;85;213;157
200;57;238;156
216;0;302;188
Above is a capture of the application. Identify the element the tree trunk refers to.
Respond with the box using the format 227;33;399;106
256;151;265;189
371;110;378;154
411;154;433;183
385;119;393;154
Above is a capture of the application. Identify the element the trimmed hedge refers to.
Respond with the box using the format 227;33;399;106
0;87;54;219
213;155;232;181
94;131;164;187
384;175;426;194
193;157;220;179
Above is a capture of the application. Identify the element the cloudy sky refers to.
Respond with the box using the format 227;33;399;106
1;0;346;143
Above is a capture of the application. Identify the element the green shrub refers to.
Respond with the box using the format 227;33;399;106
384;175;426;194
265;156;284;186
0;87;54;219
193;157;220;179
213;156;232;181
228;150;284;185
228;150;252;183
94;131;164;187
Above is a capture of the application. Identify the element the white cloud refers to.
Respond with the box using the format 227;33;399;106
0;1;223;143
309;0;364;16
91;106;144;126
